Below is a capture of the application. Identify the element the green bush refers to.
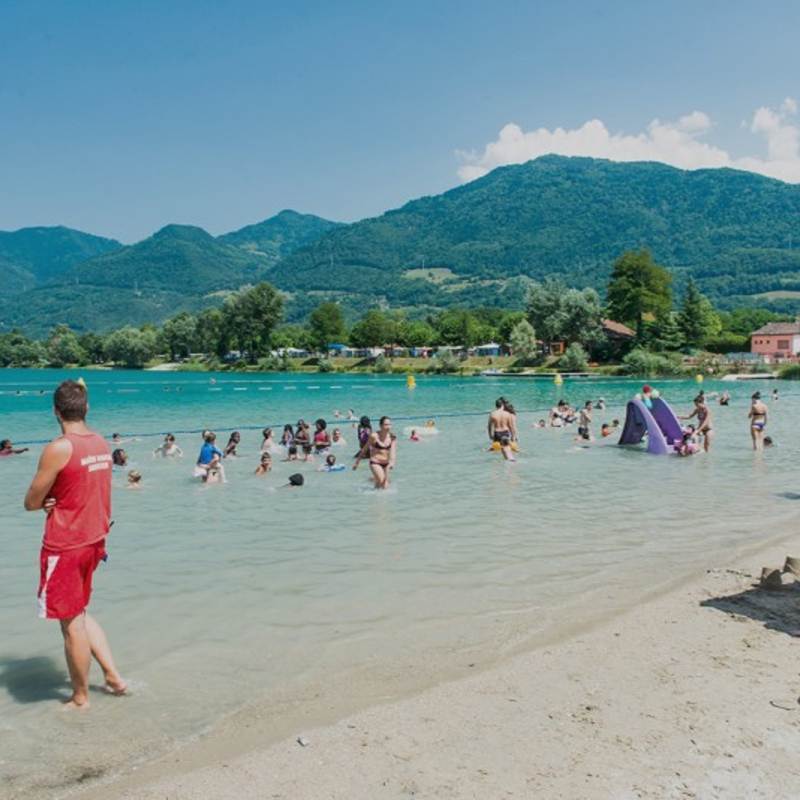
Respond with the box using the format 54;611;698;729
778;364;800;380
373;354;392;373
258;355;282;371
558;343;588;371
621;348;684;377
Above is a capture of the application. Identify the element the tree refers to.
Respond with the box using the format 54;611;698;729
645;312;684;352
222;282;284;360
195;308;228;359
397;320;436;348
606;250;672;338
307;302;347;353
559;342;589;371
526;280;603;349
509;319;538;361
434;309;482;347
47;325;86;367
678;279;721;348
105;326;159;368
159;312;197;361
349;310;392;348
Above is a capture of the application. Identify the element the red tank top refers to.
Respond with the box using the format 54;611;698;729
43;432;112;552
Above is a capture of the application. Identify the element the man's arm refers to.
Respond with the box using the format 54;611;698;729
24;439;71;511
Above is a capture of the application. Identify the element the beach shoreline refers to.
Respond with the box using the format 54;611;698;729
67;537;800;800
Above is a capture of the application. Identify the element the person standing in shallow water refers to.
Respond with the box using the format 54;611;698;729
23;379;128;709
680;395;713;453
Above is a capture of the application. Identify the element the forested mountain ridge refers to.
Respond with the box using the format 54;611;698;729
270;155;800;307
4;156;800;337
0;226;121;295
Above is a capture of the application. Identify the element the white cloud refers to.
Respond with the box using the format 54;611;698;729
457;99;800;183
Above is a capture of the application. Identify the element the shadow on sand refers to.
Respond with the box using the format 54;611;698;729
700;571;800;637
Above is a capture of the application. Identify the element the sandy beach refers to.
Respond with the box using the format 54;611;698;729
67;538;800;800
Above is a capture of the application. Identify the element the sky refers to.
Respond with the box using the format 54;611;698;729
2;0;800;244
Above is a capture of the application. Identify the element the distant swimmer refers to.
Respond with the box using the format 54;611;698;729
318;454;346;472
260;428;276;453
152;434;183;457
354;415;396;490
488;397;517;445
110;433;140;445
0;439;29;456
748;391;769;451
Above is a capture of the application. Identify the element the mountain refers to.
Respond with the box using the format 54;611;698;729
0;226;121;295
217;209;343;267
269;156;800;310
0;213;339;336
6;157;800;337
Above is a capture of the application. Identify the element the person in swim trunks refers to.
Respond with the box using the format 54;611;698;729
488;398;517;444
24;379;128;708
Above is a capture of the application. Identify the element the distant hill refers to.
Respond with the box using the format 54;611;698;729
6;157;800;337
0;226;121;295
0;213;339;336
217;209;343;267
270;156;800;310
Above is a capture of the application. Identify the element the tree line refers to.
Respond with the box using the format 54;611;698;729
0;250;789;370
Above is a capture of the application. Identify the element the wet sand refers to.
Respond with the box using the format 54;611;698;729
69;538;800;800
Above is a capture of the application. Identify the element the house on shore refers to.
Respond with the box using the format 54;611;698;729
750;322;800;362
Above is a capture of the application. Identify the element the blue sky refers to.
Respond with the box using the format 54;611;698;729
2;0;799;243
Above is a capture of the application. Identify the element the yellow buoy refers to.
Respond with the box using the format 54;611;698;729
554;374;563;386
695;374;703;383
407;375;416;389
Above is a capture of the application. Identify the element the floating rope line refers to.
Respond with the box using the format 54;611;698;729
13;404;626;446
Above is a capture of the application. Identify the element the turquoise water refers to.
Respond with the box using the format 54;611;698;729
1;369;797;797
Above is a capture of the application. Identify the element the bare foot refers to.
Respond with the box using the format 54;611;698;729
62;697;90;711
103;676;131;696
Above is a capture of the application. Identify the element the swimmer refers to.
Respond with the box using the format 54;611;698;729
679;395;713;453
110;433;140;445
354;416;396;490
772;388;779;402
601;423;612;438
313;418;332;453
488;397;517;444
194;431;226;482
280;424;294;448
318;454;345;472
409;429;420;442
764;436;774;448
254;452;272;475
0;439;29;456
425;420;436;429
284;444;299;462
260;428;276;453
677;425;699;457
331;428;347;446
152;433;183;457
223;431;241;458
126;469;143;489
575;400;593;442
748;391;769;451
596;397;606;410
112;448;129;468
283;473;304;489
718;391;730;406
532;420;547;429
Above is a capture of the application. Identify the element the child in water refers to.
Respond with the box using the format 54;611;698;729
0;439;29;456
409;429;420;441
318;454;346;472
126;470;143;489
254;452;272;475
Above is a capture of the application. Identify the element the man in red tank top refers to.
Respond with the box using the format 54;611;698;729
24;379;128;708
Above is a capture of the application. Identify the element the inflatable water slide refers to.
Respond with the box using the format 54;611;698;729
617;396;683;455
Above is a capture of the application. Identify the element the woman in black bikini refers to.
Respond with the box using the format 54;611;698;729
353;415;396;489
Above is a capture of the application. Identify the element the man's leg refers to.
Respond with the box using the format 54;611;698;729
84;612;127;694
59;613;92;708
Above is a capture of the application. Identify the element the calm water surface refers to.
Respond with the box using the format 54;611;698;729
0;369;797;797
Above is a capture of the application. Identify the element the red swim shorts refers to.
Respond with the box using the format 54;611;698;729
38;541;107;620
